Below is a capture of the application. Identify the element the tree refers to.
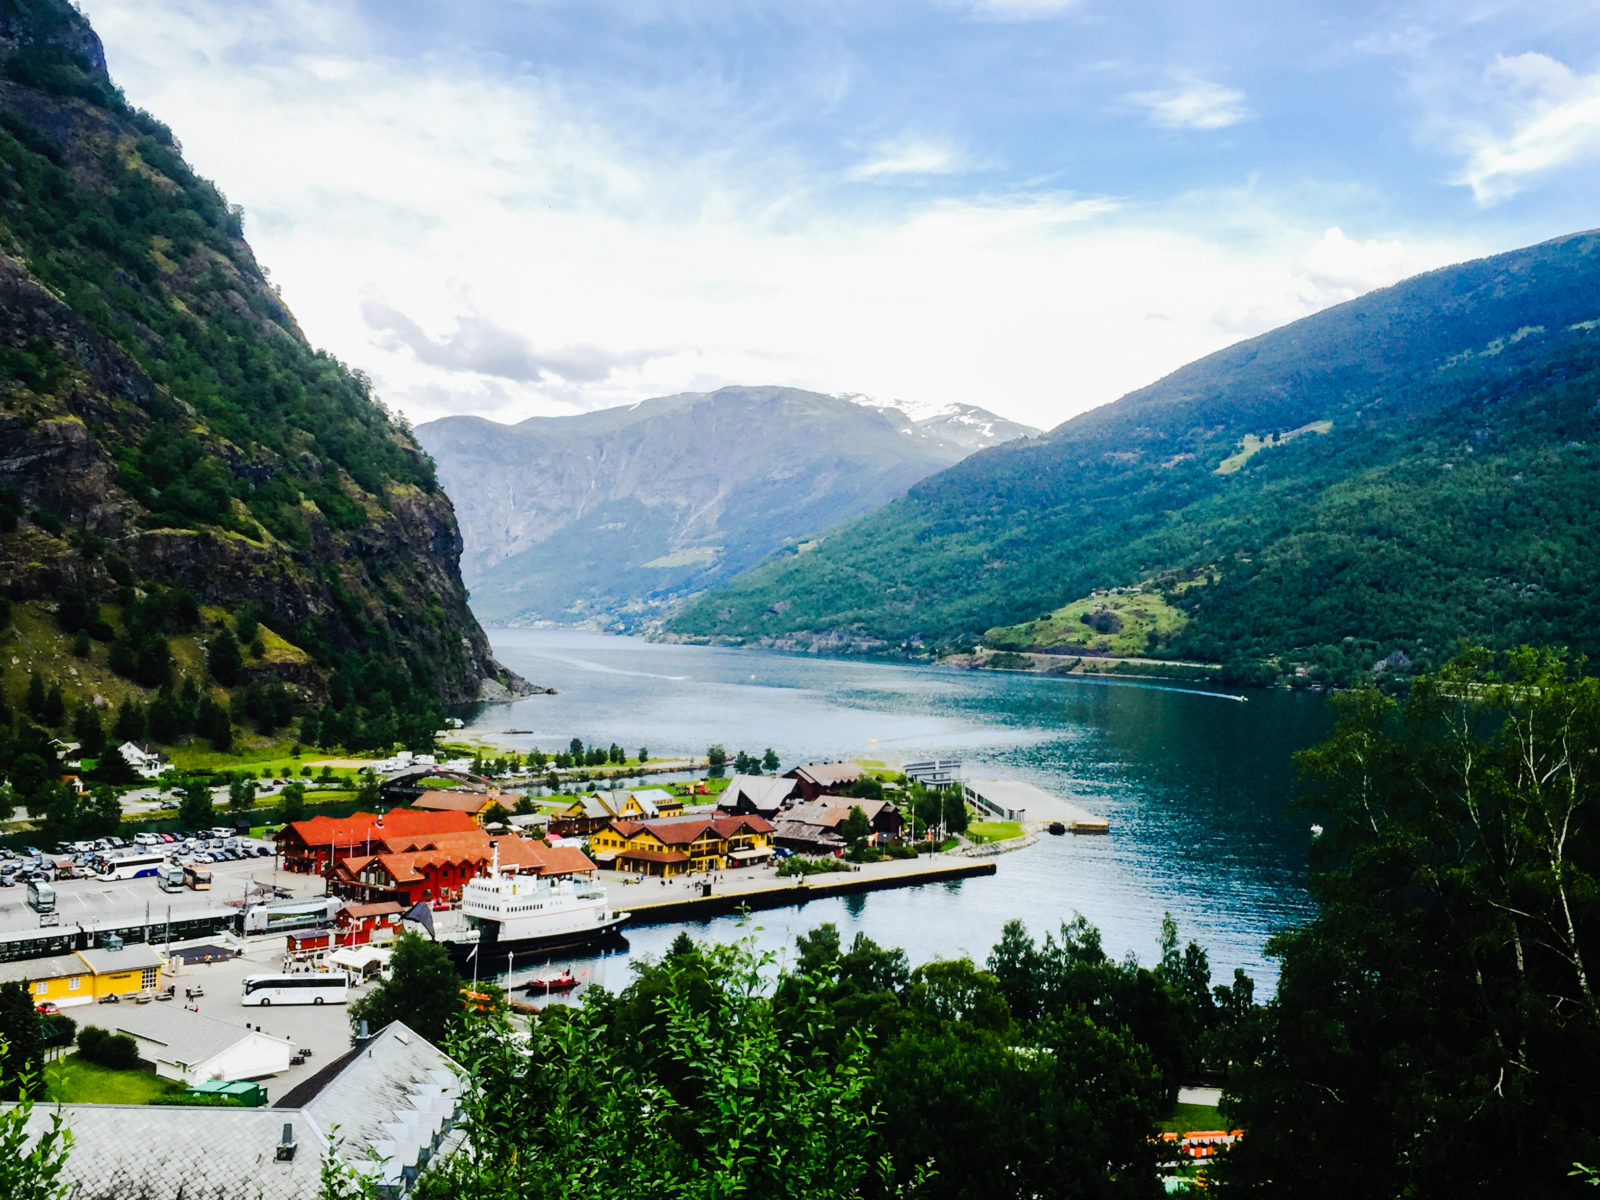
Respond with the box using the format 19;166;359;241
178;779;214;829
0;1034;73;1200
40;684;64;729
840;804;872;846
0;982;42;1102
355;771;382;807
227;773;256;812
706;744;727;767
637;747;648;764
206;627;242;686
70;703;104;758
761;747;780;772
1223;648;1600;1197
110;698;145;745
347;931;464;1046
733;749;753;774
281;781;307;823
23;674;46;720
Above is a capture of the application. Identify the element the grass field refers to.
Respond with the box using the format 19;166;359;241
984;588;1189;657
44;1054;181;1105
966;820;1024;844
1155;1103;1225;1133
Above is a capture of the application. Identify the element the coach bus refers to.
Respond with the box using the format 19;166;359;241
240;972;350;1006
97;853;169;881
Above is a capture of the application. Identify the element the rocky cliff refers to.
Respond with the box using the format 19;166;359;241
0;0;525;734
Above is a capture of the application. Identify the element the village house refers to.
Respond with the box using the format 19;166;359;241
408;790;508;824
552;786;684;835
587;814;775;876
328;831;597;906
773;798;906;856
717;773;798;819
276;810;480;874
783;761;865;802
0;942;166;1008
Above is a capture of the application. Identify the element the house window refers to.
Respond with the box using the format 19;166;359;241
141;967;158;989
34;982;46;995
68;976;81;991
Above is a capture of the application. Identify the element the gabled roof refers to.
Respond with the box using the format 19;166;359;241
784;761;863;788
116;1005;293;1069
16;1021;462;1200
0;952;86;986
77;943;164;974
606;814;774;845
720;774;796;813
284;810;479;848
410;790;497;814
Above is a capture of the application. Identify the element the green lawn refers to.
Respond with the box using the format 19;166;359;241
1155;1102;1224;1134
966;820;1024;844
985;587;1190;657
44;1054;181;1105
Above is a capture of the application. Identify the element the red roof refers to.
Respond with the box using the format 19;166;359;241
285;810;478;849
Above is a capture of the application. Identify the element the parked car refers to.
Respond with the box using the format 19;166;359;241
0;876;13;888
34;1002;58;1015
254;846;272;857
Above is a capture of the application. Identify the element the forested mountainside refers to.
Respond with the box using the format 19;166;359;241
0;0;525;750
670;230;1600;684
416;386;1035;627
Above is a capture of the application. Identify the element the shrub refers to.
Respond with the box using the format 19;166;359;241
78;1025;142;1071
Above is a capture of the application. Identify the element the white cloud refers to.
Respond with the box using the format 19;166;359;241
74;0;1480;436
848;137;964;180
962;0;1083;17
1456;53;1600;203
1127;79;1252;130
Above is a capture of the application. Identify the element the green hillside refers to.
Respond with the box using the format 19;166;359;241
669;230;1600;684
0;0;523;760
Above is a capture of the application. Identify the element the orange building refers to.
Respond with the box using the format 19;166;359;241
277;810;480;873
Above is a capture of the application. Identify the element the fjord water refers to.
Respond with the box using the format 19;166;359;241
469;630;1333;991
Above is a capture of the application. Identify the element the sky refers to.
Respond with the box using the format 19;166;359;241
74;0;1600;432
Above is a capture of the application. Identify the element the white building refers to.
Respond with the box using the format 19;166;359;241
115;1005;295;1085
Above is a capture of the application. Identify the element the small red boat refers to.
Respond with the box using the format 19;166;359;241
524;969;580;993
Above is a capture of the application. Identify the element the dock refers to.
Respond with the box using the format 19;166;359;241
611;856;997;926
962;779;1109;834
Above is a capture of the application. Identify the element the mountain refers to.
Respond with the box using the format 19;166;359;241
415;386;1036;626
669;230;1600;684
0;0;526;751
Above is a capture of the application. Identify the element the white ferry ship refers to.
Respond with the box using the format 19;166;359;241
430;847;628;968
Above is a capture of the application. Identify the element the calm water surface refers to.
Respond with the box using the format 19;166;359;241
466;630;1334;994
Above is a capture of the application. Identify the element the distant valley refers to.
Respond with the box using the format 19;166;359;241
416;386;1036;627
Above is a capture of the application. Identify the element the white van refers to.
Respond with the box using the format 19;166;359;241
134;833;159;847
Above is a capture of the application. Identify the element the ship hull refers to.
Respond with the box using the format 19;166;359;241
443;912;629;971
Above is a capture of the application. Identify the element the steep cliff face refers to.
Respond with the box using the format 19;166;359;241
0;0;524;723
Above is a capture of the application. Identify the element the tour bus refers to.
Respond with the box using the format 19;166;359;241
240;972;349;1007
156;864;186;892
26;878;55;913
97;853;169;881
183;863;213;891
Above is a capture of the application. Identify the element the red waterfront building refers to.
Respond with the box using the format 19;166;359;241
277;810;480;874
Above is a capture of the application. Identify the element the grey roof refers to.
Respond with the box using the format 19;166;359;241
720;774;795;814
113;1005;293;1070
21;1104;326;1200
0;953;86;986
13;1021;461;1200
786;761;863;787
76;943;165;974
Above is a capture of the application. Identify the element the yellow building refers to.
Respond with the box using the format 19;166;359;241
0;944;166;1008
588;815;775;877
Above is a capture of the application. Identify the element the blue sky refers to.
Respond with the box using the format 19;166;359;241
77;0;1600;429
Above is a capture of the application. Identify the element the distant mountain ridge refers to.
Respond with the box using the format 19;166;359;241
416;386;1036;626
669;230;1600;684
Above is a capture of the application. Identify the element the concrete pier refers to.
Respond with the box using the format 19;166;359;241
605;855;997;926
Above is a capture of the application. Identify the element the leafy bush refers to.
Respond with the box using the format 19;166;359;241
77;1025;142;1071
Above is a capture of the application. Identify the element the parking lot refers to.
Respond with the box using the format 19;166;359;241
0;847;328;939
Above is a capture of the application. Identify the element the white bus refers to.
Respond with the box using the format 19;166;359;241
241;972;350;1006
156;864;186;892
98;853;169;881
26;879;55;913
